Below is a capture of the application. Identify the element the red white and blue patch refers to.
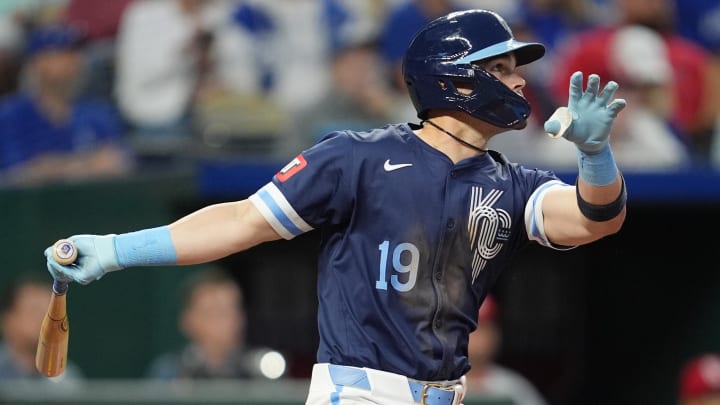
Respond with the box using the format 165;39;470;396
276;154;307;182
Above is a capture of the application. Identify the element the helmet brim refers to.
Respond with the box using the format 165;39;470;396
455;39;545;66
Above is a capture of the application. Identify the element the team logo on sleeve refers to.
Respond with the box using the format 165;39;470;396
468;187;511;283
276;154;307;182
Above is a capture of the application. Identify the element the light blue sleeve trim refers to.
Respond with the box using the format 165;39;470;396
248;183;313;240
257;188;304;236
524;180;577;251
114;226;177;267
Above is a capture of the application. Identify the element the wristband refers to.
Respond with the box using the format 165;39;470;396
576;177;627;222
114;226;177;267
576;144;617;186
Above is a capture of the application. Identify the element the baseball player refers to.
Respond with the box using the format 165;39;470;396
45;9;627;405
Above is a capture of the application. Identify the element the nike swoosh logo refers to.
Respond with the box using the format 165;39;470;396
383;159;413;172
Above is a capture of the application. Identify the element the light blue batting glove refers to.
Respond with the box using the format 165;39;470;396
544;71;627;154
45;234;124;285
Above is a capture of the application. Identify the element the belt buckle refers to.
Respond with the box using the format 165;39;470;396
420;384;431;405
421;383;450;405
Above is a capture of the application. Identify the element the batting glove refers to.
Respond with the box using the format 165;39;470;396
45;234;124;285
544;71;627;154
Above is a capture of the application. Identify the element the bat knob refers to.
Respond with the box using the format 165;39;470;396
53;280;68;295
52;239;78;266
545;107;574;139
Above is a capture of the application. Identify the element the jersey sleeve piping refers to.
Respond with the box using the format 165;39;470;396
524;180;575;250
249;182;314;240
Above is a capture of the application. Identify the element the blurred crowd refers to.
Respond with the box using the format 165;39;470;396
0;0;718;187
0;267;287;384
3;270;720;405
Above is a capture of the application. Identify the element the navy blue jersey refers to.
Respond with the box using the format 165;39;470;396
249;123;570;381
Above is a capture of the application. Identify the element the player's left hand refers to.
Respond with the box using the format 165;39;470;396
544;71;627;154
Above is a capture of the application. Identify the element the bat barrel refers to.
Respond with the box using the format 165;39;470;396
36;239;75;378
36;292;69;377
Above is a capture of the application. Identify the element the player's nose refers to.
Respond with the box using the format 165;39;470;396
511;74;526;97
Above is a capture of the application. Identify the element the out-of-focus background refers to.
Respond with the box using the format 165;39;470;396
0;1;719;404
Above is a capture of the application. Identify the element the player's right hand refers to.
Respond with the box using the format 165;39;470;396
45;234;124;285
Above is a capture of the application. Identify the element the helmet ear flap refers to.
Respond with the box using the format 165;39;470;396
414;77;467;119
449;78;477;96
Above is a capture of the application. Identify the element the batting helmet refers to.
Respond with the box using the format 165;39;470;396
402;10;545;128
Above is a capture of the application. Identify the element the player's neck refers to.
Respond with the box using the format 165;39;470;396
417;116;489;163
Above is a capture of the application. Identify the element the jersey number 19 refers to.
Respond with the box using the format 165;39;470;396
375;241;419;292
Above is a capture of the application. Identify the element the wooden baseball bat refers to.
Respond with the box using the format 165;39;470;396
35;239;77;377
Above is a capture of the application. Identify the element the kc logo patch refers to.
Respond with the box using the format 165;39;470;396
276;154;307;182
468;186;510;283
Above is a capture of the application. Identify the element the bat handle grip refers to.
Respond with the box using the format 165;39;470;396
53;280;68;295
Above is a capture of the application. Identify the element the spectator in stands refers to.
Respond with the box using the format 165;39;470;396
503;24;691;172
0;0;78;98
513;0;603;104
115;0;290;145
299;2;413;148
259;0;341;116
679;353;720;405
672;0;720;59
61;0;135;101
378;0;460;94
672;0;720;168
464;295;548;405
146;267;285;380
549;0;717;164
321;0;386;57
299;39;403;146
519;0;603;54
0;272;83;381
603;25;692;170
0;25;133;186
